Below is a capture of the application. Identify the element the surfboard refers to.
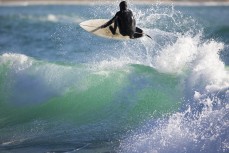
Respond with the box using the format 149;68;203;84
79;19;144;40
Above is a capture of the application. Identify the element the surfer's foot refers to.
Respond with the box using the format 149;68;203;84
129;35;134;39
109;26;116;35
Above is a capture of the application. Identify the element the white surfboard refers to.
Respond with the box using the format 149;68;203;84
79;19;144;40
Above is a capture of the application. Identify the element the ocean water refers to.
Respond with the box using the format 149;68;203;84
0;2;229;153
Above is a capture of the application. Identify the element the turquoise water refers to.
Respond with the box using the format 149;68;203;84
0;3;229;153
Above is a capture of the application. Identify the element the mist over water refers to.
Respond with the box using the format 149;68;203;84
0;2;228;153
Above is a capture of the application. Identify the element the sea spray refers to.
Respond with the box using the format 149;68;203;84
118;3;229;153
118;40;229;152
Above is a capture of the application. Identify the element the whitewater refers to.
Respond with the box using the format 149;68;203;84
0;2;229;153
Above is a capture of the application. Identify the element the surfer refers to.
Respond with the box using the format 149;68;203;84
100;1;142;39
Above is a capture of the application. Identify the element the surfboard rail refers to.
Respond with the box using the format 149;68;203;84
80;19;149;40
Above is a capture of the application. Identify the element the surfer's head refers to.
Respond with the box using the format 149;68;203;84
119;1;127;11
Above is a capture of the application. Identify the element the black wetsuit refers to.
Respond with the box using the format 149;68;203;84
101;9;137;39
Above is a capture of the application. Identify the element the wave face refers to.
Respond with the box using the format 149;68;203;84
0;4;229;153
0;53;181;152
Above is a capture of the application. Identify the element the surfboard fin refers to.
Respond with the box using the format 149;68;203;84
145;34;152;40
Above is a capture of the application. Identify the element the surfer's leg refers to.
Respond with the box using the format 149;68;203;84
133;33;143;39
133;27;143;39
109;26;115;35
136;27;143;33
109;20;118;35
114;20;118;32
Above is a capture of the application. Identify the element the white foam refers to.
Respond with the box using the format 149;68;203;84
0;53;33;72
46;14;83;23
93;57;141;71
188;40;229;94
153;35;199;74
119;101;229;153
47;14;58;22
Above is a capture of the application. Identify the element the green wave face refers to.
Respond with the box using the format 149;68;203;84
0;55;182;131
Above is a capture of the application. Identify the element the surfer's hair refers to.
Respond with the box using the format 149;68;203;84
119;1;127;11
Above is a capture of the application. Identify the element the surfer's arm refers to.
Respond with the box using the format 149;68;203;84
100;14;118;28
